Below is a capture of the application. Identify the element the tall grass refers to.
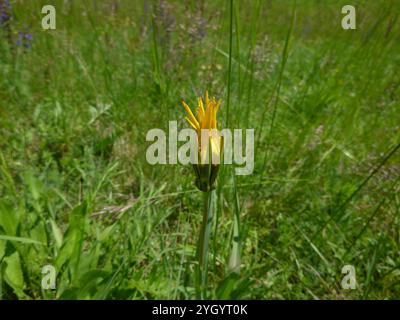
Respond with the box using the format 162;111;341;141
0;0;399;300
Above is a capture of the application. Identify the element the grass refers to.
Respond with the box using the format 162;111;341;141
0;0;399;299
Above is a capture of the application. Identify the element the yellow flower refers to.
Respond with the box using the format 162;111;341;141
182;91;222;165
181;91;222;192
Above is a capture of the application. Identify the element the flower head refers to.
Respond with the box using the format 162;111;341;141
181;91;222;192
16;31;33;49
182;91;222;165
0;0;12;26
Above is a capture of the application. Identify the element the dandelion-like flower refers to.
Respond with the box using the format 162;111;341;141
181;91;222;191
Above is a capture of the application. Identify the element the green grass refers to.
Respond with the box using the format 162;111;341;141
0;0;399;299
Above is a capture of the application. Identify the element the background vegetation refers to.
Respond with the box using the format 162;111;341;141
0;0;399;299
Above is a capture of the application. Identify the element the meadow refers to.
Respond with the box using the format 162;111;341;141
0;0;399;299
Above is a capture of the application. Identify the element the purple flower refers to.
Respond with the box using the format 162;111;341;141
0;0;11;26
16;31;33;49
1;1;33;50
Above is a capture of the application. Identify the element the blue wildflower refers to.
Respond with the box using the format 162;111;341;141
0;0;11;26
16;31;33;49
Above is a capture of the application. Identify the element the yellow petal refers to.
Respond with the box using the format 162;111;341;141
197;97;205;126
204;103;211;129
185;116;199;130
182;101;199;129
200;135;221;164
198;97;205;118
212;110;216;128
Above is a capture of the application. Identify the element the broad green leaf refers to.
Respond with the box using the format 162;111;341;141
0;201;19;236
4;251;25;295
30;221;48;245
0;235;44;245
23;170;42;202
50;219;63;248
55;202;88;277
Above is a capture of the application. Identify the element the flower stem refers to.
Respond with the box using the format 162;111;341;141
196;189;215;299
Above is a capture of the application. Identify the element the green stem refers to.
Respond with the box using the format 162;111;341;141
228;172;241;273
225;0;234;129
196;189;216;299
